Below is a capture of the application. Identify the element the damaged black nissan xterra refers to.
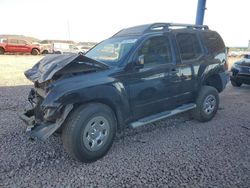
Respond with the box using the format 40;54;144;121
20;23;229;162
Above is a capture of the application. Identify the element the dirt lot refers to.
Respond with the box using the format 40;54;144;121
0;55;43;86
0;55;249;187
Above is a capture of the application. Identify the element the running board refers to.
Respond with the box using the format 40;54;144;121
130;103;196;128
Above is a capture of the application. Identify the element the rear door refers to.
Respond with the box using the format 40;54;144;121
17;40;31;53
174;32;204;104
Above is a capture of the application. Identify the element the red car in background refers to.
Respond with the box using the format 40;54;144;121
0;38;40;55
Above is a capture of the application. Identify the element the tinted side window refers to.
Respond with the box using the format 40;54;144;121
41;40;48;44
201;31;225;54
0;38;7;43
176;33;202;60
138;36;172;67
18;40;27;45
9;39;18;44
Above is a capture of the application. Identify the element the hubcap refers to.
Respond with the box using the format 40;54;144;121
203;94;216;115
83;116;110;151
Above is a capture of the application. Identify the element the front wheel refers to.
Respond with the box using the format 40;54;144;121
54;51;62;54
62;103;117;163
31;48;39;55
191;86;219;122
42;50;49;54
0;48;5;55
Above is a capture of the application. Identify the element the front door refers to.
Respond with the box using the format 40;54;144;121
6;39;19;52
126;35;181;120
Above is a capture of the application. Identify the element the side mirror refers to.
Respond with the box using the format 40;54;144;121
135;55;144;69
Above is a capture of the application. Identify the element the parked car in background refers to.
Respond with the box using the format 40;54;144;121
38;40;77;54
76;45;91;54
0;38;40;55
230;54;250;86
36;41;53;54
53;43;82;54
40;44;53;54
228;51;242;57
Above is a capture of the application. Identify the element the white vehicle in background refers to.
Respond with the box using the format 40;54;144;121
39;43;53;54
76;45;91;54
53;43;82;54
228;51;240;57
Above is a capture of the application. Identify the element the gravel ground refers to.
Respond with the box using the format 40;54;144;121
0;84;249;187
0;56;249;187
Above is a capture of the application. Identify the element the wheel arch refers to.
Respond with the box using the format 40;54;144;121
202;73;224;93
0;47;5;53
43;82;131;132
31;48;40;54
42;49;49;54
72;98;125;132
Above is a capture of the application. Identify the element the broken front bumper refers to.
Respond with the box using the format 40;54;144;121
19;109;35;131
19;104;73;141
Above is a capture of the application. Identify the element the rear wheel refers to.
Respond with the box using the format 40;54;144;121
192;86;219;122
62;103;117;163
31;48;39;55
54;51;62;54
231;80;242;87
42;50;49;54
0;48;5;55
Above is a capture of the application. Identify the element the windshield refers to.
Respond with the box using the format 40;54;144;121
85;37;138;66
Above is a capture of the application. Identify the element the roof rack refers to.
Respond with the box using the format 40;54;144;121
112;23;209;37
168;23;208;30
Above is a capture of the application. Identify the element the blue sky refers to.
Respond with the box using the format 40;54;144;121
1;0;249;47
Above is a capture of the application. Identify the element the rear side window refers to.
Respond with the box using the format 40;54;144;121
9;39;18;44
201;31;225;54
176;33;202;61
18;40;27;45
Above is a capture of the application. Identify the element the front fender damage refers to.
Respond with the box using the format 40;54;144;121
19;104;73;141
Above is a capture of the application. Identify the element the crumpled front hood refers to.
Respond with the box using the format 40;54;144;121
24;54;109;83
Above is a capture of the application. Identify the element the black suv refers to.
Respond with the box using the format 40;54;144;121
20;23;229;162
230;54;250;87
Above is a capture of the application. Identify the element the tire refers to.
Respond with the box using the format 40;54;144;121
191;86;219;122
42;50;49;54
62;103;117;163
231;80;242;87
31;48;39;55
54;51;62;54
0;48;5;55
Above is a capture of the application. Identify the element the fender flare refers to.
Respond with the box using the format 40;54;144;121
42;83;131;130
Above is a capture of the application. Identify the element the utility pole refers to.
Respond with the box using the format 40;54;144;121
196;0;206;25
67;20;71;41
